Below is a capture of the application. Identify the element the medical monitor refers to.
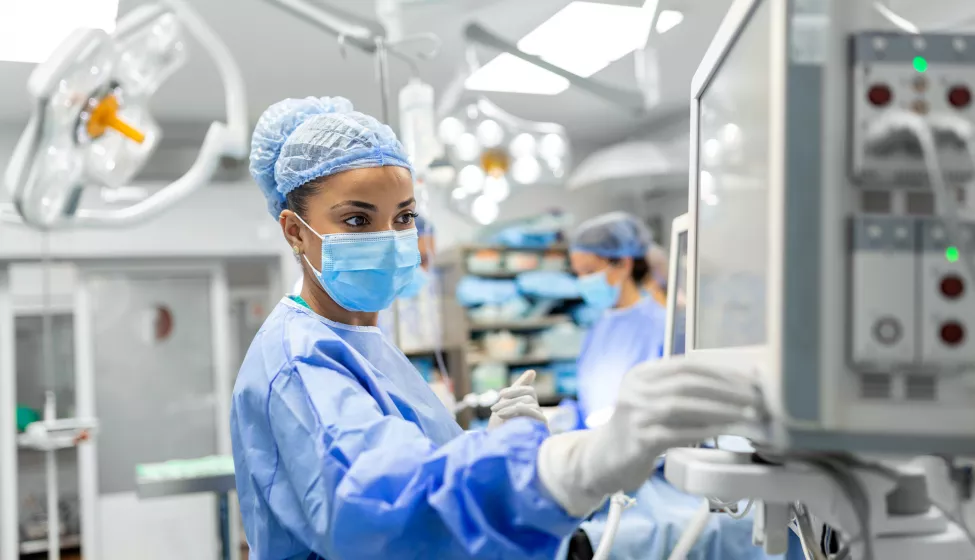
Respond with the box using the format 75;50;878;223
664;214;689;358
686;0;975;455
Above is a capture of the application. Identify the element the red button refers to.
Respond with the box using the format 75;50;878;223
948;86;972;108
868;84;893;107
941;275;965;299
941;322;965;346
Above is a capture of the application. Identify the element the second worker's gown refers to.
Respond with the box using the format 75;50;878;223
231;297;581;560
574;298;667;426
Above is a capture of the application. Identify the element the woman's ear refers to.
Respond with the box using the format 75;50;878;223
279;210;304;252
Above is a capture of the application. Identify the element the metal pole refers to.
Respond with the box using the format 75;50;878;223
209;265;240;560
74;272;100;560
375;37;393;128
0;265;19;560
44;392;60;560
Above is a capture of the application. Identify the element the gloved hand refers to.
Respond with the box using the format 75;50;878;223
488;370;548;429
537;357;762;517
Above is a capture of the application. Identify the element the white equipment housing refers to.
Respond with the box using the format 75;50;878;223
684;0;975;456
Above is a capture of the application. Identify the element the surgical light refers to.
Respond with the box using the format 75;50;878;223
483;175;510;202
454;133;481;161
510;133;537;158
458;165;485;193
3;0;249;229
439;95;570;224
471;194;500;225
476;119;504;148
539;133;567;160
438;116;465;145
512;156;541;185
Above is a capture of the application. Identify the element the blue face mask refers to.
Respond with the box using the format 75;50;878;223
398;266;430;299
577;270;621;310
295;214;420;312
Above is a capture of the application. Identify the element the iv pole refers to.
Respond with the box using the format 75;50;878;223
262;0;439;127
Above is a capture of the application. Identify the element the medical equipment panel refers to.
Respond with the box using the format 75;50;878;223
918;219;975;367
851;33;975;185
850;216;918;367
687;0;975;455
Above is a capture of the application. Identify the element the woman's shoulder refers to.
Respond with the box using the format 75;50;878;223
236;299;346;386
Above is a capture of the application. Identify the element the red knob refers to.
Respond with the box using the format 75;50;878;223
868;84;893;107
948;85;972;108
941;321;965;346
941;275;965;299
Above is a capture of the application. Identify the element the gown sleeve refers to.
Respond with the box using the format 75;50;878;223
234;357;582;560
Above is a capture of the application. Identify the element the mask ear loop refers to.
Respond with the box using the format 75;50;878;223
287;212;330;292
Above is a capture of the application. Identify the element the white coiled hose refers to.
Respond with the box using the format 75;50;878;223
593;492;635;560
667;499;711;560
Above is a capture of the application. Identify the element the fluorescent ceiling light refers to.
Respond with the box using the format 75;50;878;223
515;0;657;78
655;10;684;34
465;53;570;95
0;0;119;63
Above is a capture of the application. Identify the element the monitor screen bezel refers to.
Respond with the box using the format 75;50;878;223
664;213;689;358
686;0;783;363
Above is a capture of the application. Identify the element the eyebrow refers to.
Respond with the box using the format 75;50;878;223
330;197;416;211
332;200;377;211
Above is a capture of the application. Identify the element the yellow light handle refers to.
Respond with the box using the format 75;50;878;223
86;95;146;144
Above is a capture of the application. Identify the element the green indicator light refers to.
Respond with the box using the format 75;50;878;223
914;56;928;73
946;246;960;263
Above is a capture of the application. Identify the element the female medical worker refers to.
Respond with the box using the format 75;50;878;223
569;212;668;428
230;97;762;560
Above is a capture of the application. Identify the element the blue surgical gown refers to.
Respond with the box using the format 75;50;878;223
559;471;802;560
231;298;582;560
575;298;667;424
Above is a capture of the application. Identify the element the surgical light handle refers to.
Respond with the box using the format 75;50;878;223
66;122;232;227
2;0;248;230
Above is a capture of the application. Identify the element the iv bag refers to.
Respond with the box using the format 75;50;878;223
398;78;441;174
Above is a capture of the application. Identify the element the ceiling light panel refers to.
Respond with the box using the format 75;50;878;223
0;0;119;63
516;0;657;77
465;53;571;95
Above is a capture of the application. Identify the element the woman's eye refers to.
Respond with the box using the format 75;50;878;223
344;216;367;227
396;212;417;225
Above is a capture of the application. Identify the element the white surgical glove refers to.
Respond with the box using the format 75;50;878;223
488;370;548;429
537;357;761;517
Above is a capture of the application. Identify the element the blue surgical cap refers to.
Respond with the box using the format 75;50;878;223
249;96;413;218
570;211;652;259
